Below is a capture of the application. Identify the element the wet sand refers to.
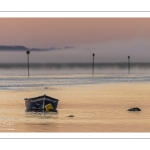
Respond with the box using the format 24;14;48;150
0;82;150;132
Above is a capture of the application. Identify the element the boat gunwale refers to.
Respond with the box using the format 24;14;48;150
24;94;59;101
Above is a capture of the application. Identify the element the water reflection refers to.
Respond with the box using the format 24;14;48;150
24;111;59;132
25;111;58;119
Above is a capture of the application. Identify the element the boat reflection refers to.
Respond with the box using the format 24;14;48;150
25;110;58;119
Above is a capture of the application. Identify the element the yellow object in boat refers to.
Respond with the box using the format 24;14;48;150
45;104;54;111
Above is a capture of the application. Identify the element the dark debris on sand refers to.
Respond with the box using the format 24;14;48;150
127;107;141;111
67;115;74;117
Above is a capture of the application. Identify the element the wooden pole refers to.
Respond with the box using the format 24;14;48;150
92;53;95;75
26;51;30;77
128;56;130;74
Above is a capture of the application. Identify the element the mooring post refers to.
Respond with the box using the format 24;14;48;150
92;53;95;75
128;56;130;74
26;51;30;77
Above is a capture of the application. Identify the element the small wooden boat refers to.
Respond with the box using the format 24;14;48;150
24;94;59;112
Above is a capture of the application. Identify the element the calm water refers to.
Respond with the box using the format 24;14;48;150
1;73;150;91
0;67;150;132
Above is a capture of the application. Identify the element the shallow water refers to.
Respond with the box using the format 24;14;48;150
0;73;150;132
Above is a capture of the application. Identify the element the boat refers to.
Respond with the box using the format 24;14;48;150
24;94;59;112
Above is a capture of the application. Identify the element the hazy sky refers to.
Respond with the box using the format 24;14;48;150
0;18;150;63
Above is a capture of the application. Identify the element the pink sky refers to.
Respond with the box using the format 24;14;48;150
0;18;150;63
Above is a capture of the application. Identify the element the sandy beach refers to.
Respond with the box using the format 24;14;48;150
0;82;150;132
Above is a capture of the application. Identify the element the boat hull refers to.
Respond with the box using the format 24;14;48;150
25;97;58;112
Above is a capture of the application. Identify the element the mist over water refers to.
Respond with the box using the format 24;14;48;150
1;62;150;69
0;62;150;76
